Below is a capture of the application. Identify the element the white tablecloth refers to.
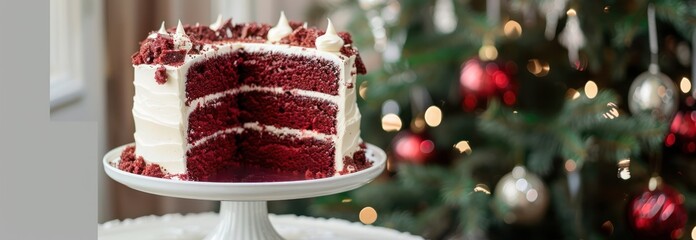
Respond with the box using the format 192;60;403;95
99;213;423;240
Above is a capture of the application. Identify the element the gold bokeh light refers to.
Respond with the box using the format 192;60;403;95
680;77;691;94
567;9;577;17
585;81;598;99
359;207;378;224
412;117;426;132
479;45;498;61
527;59;549;77
565;159;577;172
424;106;443;127
504;20;522;38
617;159;630;181
474;183;491;194
603;102;620;119
359;81;368;99
566;88;581;100
381;113;402;132
454;141;472;154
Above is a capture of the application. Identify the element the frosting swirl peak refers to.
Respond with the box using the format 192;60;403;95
209;14;223;31
148;21;168;39
267;11;293;42
315;19;344;52
174;20;193;51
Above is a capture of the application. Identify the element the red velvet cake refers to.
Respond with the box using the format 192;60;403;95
121;13;370;181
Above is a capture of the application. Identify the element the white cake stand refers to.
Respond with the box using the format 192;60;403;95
103;143;386;240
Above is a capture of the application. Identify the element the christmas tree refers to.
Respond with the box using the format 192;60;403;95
271;0;696;239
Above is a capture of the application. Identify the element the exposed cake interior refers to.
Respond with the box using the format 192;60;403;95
182;49;359;181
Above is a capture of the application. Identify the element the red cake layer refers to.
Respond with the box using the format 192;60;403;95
237;91;337;134
187;94;241;143
186;132;240;181
185;129;335;181
187;90;337;143
205;164;309;182
185;49;340;107
185;52;242;105
237;51;340;95
237;129;336;180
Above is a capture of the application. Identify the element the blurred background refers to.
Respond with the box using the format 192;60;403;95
51;0;696;239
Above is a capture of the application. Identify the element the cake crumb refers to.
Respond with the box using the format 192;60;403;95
155;66;167;84
118;145;168;178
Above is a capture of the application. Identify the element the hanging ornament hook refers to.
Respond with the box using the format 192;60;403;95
647;4;659;73
540;0;568;40
433;0;457;34
479;0;500;61
690;27;695;98
486;0;500;26
558;8;586;65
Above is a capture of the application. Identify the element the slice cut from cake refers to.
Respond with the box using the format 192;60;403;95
120;14;370;182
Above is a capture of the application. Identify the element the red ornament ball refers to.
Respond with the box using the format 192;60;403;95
627;185;687;239
459;58;517;111
390;130;435;164
666;110;696;154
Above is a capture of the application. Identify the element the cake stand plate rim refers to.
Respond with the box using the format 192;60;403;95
103;142;386;201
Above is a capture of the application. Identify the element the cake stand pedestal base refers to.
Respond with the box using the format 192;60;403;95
205;201;282;240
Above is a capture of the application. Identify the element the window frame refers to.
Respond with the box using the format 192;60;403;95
50;0;85;109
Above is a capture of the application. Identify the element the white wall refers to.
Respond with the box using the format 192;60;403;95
211;0;315;24
49;0;108;221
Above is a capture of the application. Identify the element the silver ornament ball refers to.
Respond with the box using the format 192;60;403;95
494;165;549;224
628;68;678;120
